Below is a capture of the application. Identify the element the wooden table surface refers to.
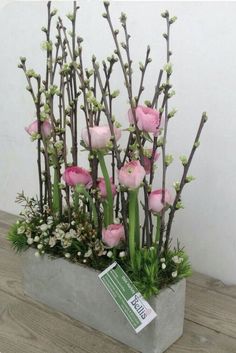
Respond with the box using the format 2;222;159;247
0;210;236;353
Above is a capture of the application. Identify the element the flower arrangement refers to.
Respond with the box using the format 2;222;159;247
9;1;207;299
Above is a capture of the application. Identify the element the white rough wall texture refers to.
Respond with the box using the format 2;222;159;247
0;1;235;283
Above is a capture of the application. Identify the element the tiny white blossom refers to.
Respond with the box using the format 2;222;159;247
34;236;40;242
102;250;107;256
49;237;56;248
84;249;92;258
65;253;71;259
77;251;81;256
83;259;87;263
172;256;182;264
162;263;166;270
71;220;75;225
119;251;126;258
27;238;34;245
34;251;40;257
17;226;25;234
160;258;165;263
172;271;178;278
37;244;43;250
40;224;48;232
107;251;113;258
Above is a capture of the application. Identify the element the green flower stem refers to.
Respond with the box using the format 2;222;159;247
135;195;140;249
74;191;79;211
97;151;113;226
52;166;60;214
155;214;161;245
76;185;98;227
128;189;139;268
102;201;109;227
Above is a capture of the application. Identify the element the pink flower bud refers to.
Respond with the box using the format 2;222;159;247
98;177;116;199
62;166;92;188
81;125;121;149
148;189;172;213
143;149;160;174
118;160;146;189
102;224;125;248
25;120;52;138
128;106;161;136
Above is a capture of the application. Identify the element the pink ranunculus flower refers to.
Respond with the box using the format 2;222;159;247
118;160;146;189
102;224;125;248
148;189;172;213
98;177;117;199
63;166;92;188
81;125;121;149
143;149;160;174
25;120;52;138
128;105;160;136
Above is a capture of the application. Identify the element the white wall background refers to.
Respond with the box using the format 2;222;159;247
0;1;236;284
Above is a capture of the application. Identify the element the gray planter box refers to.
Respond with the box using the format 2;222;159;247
23;249;186;353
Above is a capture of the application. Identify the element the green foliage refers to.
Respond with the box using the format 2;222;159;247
7;223;28;253
127;247;159;299
158;246;192;288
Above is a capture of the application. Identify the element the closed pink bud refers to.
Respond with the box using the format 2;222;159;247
63;166;92;188
81;125;121;149
143;149;160;174
148;189;172;213
128;106;160;136
25;120;52;138
118;160;146;189
102;224;125;248
98;177;116;199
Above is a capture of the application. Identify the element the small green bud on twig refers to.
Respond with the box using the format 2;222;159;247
41;40;53;52
26;69;38;78
180;155;188;166
176;201;184;210
168;90;176;98
111;90;120;98
51;9;58;17
120;12;127;24
173;182;180;191
103;1;110;7
168;108;177;119
163;33;168;40
185;175;196;183
139;62;144;71
165;154;174;166
169;16;177;24
20;56;26;63
161;10;169;18
164;62;173;75
41;26;47;33
102;13;108;18
144;100;152;107
194;140;200;148
202;112;208;122
66;13;75;21
157;137;164;147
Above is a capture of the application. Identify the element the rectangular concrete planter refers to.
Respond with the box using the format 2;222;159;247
23;249;186;353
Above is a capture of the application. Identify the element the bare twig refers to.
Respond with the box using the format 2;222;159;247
164;113;208;251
